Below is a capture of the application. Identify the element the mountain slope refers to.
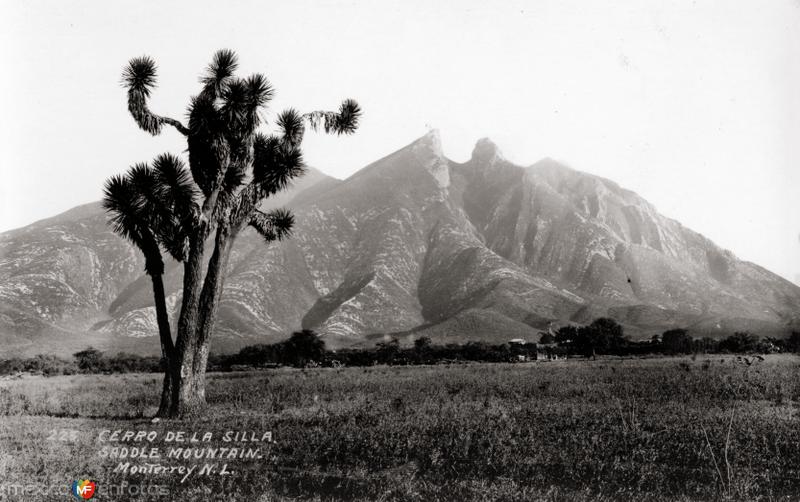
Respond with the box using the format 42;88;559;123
1;133;798;356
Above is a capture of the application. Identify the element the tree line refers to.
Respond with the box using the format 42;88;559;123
543;318;799;357
2;323;798;376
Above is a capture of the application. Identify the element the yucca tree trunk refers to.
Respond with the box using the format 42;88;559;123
192;229;237;400
167;227;237;418
157;368;174;418
150;273;174;418
169;232;208;418
171;361;206;418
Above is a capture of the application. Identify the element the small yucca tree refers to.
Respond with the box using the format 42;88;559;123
104;49;360;417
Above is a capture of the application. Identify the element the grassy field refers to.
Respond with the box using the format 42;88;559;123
0;355;798;501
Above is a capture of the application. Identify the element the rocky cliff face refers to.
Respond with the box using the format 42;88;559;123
2;133;799;356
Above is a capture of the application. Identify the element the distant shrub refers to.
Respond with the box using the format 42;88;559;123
235;344;280;367
104;352;162;373
0;349;168;377
719;332;760;353
787;331;800;353
662;329;692;354
555;318;625;357
0;355;76;376
73;347;103;372
538;332;555;345
282;330;326;367
414;336;432;351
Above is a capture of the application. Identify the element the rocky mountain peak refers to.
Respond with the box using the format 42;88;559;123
411;129;449;188
412;129;443;156
471;137;503;164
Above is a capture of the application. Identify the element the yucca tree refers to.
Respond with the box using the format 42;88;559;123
103;154;194;416
104;49;360;417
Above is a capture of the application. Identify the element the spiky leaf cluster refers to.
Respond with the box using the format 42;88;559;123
111;49;361;267
103;154;197;272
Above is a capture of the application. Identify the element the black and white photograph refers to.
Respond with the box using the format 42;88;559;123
1;1;799;500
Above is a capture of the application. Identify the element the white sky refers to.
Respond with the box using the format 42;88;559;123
1;0;799;283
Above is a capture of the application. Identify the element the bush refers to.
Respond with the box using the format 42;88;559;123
73;348;103;372
662;329;692;354
283;330;326;367
787;331;800;353
0;355;77;376
555;318;625;357
719;332;760;353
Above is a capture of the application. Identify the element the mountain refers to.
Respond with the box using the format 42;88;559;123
2;132;799;356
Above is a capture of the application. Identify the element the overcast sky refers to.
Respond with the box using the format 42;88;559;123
1;0;798;283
